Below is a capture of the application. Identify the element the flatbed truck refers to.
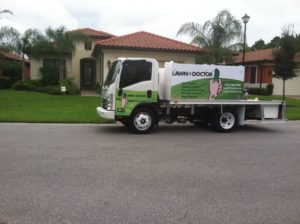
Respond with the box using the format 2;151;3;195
97;58;285;133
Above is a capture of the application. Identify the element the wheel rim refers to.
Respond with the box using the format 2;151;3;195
219;112;235;130
134;112;152;131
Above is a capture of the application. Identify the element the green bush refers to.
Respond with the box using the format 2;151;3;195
96;82;102;94
0;76;13;89
247;87;272;96
13;80;42;91
60;78;80;95
36;85;61;95
266;83;274;95
39;66;60;86
13;78;80;96
0;60;22;83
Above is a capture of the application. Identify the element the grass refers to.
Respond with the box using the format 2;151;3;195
249;95;300;120
0;89;111;123
0;90;299;123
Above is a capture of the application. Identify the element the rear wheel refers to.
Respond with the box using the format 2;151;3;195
120;118;129;127
211;110;237;133
129;108;155;134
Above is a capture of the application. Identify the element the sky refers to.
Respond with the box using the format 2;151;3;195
1;0;300;46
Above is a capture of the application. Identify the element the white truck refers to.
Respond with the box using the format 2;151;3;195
97;58;285;133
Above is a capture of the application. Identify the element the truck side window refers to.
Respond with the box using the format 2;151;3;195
119;61;152;88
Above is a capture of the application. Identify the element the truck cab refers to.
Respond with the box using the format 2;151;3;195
97;58;160;132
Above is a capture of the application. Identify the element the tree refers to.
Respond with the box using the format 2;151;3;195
31;26;89;82
0;9;13;18
0;26;20;51
0;26;42;80
251;39;266;50
177;10;242;64
273;30;297;101
267;36;281;48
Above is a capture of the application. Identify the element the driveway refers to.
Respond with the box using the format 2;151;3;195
0;122;300;224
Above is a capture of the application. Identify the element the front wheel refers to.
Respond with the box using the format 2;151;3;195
129;108;155;134
211;110;238;133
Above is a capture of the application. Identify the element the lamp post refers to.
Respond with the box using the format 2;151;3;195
242;14;250;66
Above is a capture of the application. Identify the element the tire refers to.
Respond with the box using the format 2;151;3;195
120;119;129;127
211;110;238;133
129;108;155;134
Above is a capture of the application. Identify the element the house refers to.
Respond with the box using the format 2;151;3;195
30;28;115;90
0;50;30;79
30;28;203;90
231;49;275;89
231;48;300;95
92;31;203;83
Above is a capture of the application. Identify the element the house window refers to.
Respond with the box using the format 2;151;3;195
43;58;66;78
84;41;92;50
250;67;256;83
119;61;152;88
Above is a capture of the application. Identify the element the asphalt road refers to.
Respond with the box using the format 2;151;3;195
0;122;300;224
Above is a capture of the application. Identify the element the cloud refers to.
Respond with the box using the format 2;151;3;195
1;0;78;32
1;0;300;46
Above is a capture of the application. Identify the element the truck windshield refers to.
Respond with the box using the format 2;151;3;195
104;60;121;86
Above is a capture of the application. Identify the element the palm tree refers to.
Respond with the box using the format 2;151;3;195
177;10;242;64
0;9;13;18
31;26;89;82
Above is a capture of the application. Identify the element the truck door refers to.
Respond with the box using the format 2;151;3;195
115;60;157;117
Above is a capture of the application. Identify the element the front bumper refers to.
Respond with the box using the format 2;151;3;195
96;107;115;120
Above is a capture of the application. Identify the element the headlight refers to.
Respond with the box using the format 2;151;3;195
107;94;113;110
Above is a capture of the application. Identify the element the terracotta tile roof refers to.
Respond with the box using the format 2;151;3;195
232;48;275;64
0;50;30;63
67;28;116;39
94;31;203;54
232;48;300;64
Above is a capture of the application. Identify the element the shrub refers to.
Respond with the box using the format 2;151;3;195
36;85;61;95
39;66;60;86
247;87;272;96
0;76;13;89
96;82;102;94
266;83;274;95
60;78;80;95
13;77;79;96
13;80;42;91
0;60;22;83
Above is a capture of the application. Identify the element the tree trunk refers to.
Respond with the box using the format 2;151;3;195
283;78;285;102
60;57;64;84
22;53;25;81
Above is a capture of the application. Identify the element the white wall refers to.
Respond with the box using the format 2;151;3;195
273;68;300;95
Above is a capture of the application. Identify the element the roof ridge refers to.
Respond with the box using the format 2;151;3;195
96;31;143;44
95;30;202;51
67;28;116;37
140;31;200;49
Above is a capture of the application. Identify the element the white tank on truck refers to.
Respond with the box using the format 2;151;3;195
97;58;285;134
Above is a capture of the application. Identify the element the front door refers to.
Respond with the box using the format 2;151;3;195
80;59;95;90
115;60;156;117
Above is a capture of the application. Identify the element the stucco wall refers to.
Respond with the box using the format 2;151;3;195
30;40;100;88
100;49;197;83
273;68;300;95
30;57;72;81
71;41;100;88
30;58;41;80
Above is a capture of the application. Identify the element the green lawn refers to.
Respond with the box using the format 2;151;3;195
0;89;111;123
0;90;299;123
250;95;300;120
